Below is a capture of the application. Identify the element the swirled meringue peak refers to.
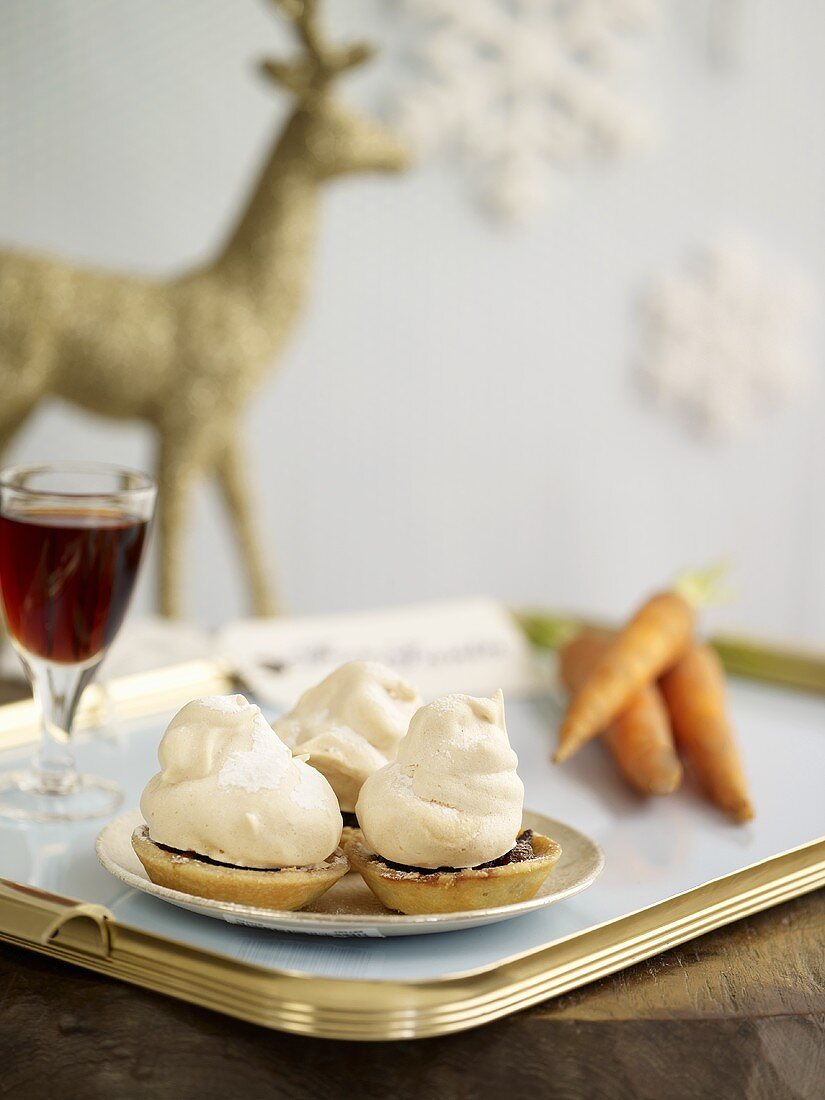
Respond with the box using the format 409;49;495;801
140;695;342;869
273;662;423;812
356;689;524;869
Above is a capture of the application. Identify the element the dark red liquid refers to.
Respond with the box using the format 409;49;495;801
0;508;148;664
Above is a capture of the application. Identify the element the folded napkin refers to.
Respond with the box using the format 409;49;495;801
215;597;546;708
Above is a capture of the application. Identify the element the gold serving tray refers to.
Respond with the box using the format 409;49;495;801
0;624;823;1041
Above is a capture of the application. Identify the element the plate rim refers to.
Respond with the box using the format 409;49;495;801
95;808;605;933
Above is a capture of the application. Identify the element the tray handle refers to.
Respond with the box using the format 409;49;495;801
41;903;112;958
0;879;113;959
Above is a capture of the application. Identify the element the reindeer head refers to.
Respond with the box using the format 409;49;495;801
260;0;408;179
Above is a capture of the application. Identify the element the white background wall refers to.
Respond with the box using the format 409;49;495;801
1;0;824;640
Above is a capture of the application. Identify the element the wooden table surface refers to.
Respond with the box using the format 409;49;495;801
0;888;822;1100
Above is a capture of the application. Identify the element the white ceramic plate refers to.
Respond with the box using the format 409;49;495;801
96;809;603;937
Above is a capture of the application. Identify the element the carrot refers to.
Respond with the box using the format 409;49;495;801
659;644;754;823
553;590;694;764
559;633;683;795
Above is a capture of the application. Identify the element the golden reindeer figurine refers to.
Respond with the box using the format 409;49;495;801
0;0;407;617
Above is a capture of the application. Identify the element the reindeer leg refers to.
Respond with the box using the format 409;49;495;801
214;437;278;616
156;437;200;619
0;336;52;462
0;413;31;463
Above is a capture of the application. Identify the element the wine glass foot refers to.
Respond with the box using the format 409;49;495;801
0;770;123;822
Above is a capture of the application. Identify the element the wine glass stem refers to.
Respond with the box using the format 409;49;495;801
25;654;100;794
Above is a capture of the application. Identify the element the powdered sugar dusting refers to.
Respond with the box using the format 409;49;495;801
397;767;414;789
290;768;327;811
427;695;463;716
200;694;252;714
218;716;291;793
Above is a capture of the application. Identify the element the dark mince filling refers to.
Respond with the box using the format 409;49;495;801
154;839;285;873
379;829;535;876
341;811;360;829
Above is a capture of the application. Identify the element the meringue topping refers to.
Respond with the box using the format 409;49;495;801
140;694;342;869
355;689;524;869
273;661;422;812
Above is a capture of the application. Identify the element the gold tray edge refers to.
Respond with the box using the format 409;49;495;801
2;838;822;1040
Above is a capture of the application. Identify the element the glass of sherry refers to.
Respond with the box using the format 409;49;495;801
0;462;156;821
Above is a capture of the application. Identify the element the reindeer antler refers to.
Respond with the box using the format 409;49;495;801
276;0;324;67
265;0;374;93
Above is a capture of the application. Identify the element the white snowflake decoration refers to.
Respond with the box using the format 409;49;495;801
639;241;816;438
388;0;657;220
